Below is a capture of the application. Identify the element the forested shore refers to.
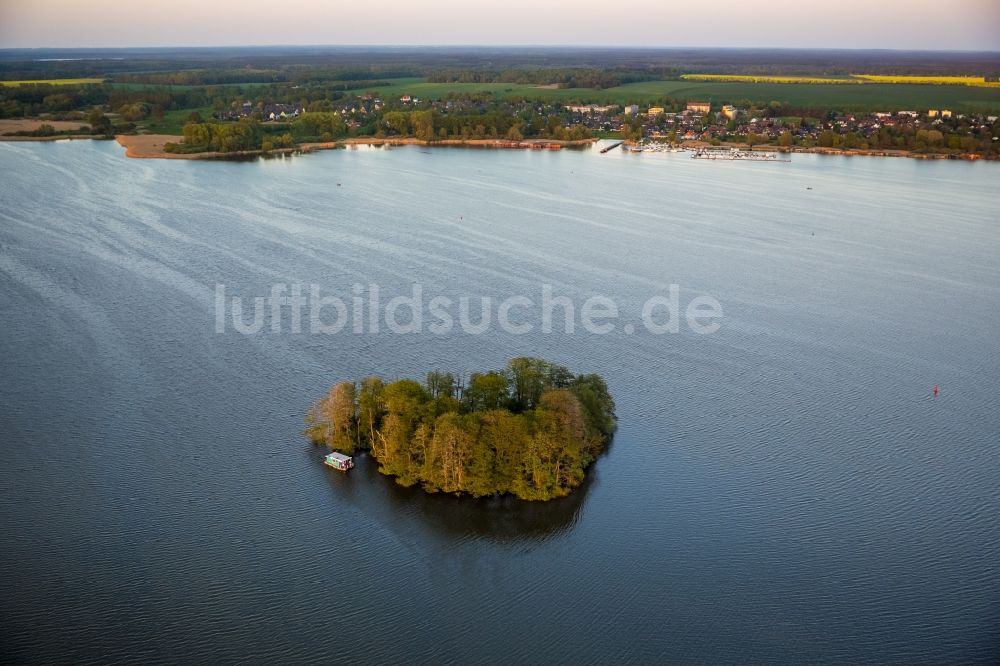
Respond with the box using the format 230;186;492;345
306;358;616;501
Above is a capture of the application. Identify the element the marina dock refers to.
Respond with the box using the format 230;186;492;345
691;147;789;161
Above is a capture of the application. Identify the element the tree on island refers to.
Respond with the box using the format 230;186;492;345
305;358;616;501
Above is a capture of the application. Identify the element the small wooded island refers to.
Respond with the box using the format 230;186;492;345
306;358;615;501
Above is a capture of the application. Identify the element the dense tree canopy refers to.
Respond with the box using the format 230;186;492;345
175;119;264;152
290;111;346;141
305;358;616;500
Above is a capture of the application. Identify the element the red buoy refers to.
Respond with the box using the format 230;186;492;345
933;384;939;396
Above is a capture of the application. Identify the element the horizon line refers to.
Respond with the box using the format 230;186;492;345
3;44;1000;55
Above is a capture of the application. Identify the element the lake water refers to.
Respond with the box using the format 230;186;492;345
1;139;998;664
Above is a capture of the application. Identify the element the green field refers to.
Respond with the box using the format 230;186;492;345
347;78;1000;112
109;81;264;92
344;77;546;99
138;106;214;135
0;78;105;87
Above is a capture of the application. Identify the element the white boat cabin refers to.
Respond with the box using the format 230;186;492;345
324;452;354;471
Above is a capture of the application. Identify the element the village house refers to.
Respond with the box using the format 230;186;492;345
646;107;665;117
262;103;301;120
721;105;737;119
687;101;711;113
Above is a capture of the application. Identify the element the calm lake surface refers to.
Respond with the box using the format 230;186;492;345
1;140;998;664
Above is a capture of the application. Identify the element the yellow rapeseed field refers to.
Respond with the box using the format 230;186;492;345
0;78;105;87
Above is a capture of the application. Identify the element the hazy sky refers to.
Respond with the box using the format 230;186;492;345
2;0;999;50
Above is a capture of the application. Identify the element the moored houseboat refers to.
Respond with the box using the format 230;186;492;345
324;451;354;471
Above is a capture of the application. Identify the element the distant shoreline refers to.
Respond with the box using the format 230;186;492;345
111;134;598;160
0;127;992;162
670;139;992;161
111;135;996;161
0;134;97;143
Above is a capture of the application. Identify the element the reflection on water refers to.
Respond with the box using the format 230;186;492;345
316;446;599;543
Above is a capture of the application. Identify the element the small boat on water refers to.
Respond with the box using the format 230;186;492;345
324;452;354;471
